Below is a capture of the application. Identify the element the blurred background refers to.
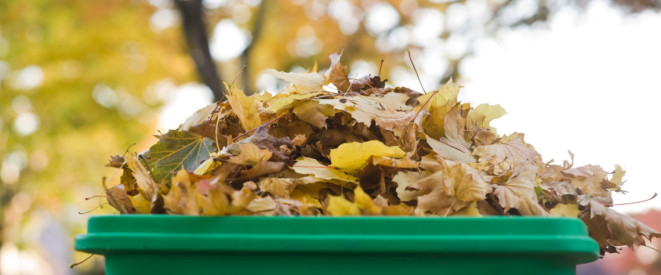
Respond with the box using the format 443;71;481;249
1;0;660;274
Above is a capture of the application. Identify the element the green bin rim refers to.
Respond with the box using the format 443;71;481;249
75;215;599;264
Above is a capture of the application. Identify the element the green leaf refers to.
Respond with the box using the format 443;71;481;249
145;130;216;182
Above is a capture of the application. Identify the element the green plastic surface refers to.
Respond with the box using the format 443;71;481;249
75;215;599;275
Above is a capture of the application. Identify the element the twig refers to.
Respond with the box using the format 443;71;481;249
232;114;285;142
407;49;426;94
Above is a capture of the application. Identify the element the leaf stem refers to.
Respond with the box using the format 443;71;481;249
609;193;657;206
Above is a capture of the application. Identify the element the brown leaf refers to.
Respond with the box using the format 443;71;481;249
563;165;611;197
104;183;135;214
105;154;125;168
228;143;273;165
581;200;661;249
473;133;541;165
241;161;286;179
324;52;351;92
125;153;158;202
411;159;489;216
492;162;543;215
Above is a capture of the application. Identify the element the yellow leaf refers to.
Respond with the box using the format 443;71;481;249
257;176;317;198
292;100;337;128
392;171;426;202
292;157;358;183
201;182;231;216
330;140;406;173
466;103;506;131
194;153;221;175
227;143;272;166
327;195;360;216
226;83;262;131
266;69;325;94
128;193;151;214
266;92;324;113
452;201;481;217
354;186;382;215
550;203;580;217
246;196;277;214
610;164;626;189
163;170;202;215
419;80;461;139
125;153;158;201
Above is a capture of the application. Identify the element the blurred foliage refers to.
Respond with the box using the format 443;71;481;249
0;0;194;264
0;0;659;273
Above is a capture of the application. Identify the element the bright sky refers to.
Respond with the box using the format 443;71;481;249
159;0;661;213
460;1;661;213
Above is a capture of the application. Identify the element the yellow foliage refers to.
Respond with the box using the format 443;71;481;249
330;140;406;173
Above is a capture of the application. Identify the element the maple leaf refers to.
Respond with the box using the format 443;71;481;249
267;68;325;94
266;92;324;113
392;170;427;202
163;170;202;215
324;52;351;92
425;134;476;163
226;83;263;131
466;103;507;131
291;100;337;129
443;105;472;149
491;162;542;214
144;130;216;182
562;164;611;197
103;182;135;214
411;159;489;216
581;200;661;249
318;92;411;127
419;79;461;139
180;103;217;131
227;143;273;165
330;140;406;173
473;133;541;165
257;176;316;198
125;153;158;201
292;157;358;183
610;164;626;191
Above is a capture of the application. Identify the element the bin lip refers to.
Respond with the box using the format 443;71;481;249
75;215;600;264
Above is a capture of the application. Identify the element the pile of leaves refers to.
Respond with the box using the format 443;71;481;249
103;53;659;255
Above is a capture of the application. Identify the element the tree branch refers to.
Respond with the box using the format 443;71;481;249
240;1;269;93
174;0;226;101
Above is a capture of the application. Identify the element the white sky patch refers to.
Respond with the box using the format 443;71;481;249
210;19;251;61
158;83;214;131
365;3;400;35
460;0;661;212
150;8;178;32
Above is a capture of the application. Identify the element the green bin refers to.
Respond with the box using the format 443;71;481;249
75;215;599;275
